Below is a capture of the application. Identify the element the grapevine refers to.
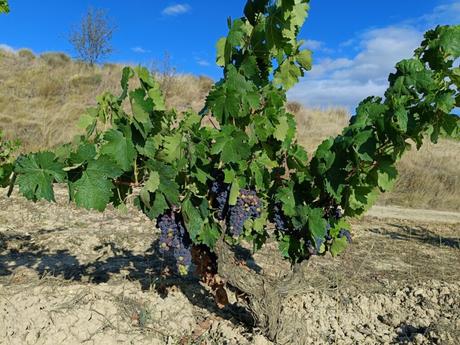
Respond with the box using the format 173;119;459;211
1;0;459;342
0;0;8;13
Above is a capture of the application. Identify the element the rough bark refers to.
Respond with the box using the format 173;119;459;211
214;238;310;344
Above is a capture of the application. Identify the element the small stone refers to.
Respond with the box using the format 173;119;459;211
254;334;272;345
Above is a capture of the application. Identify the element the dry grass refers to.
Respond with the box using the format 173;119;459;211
0;49;212;152
379;140;460;211
292;102;349;152
0;49;459;211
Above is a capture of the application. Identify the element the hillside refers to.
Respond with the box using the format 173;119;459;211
0;48;459;212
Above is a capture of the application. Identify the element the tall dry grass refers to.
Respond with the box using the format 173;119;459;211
0;49;212;152
0;49;458;211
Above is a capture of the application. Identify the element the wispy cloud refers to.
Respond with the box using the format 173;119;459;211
196;58;210;67
289;1;457;112
302;39;334;54
162;4;191;16
131;46;150;54
416;1;460;26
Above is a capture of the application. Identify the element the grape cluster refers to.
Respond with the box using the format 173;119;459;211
210;177;230;220
322;206;352;245
157;211;192;275
338;229;352;243
271;203;289;233
325;222;332;241
228;189;262;237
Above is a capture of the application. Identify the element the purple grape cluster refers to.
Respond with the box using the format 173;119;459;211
228;189;262;237
325;222;332;241
338;229;352;243
271;203;289;233
210;178;230;220
157;211;192;275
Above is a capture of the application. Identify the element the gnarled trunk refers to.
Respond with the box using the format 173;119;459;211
214;238;310;344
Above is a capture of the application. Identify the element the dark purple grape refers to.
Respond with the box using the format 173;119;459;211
338;229;352;243
271;203;289;233
209;175;230;220
325;222;332;241
157;211;192;275
227;189;262;237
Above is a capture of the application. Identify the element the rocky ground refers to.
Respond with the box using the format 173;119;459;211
0;185;459;345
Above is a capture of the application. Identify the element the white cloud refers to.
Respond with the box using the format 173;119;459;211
289;26;422;111
0;43;16;53
302;39;334;54
162;4;191;16
132;46;150;54
288;1;460;111
417;1;460;26
196;58;210;67
302;39;323;50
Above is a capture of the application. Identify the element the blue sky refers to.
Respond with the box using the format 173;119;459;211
1;1;459;111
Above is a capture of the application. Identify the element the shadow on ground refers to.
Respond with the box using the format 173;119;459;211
0;228;257;327
368;224;459;249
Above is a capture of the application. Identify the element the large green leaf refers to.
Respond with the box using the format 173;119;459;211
71;156;123;211
376;160;398;192
182;198;204;242
211;126;251;164
100;129;137;171
307;207;327;249
158;133;183;164
15;152;65;202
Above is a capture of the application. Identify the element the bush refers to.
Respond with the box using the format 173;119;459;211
17;49;35;61
40;52;71;68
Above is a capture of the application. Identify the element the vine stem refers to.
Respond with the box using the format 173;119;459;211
113;180;140;188
208;116;220;130
134;159;139;185
7;172;16;197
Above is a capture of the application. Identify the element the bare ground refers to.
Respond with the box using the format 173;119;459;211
0;185;459;345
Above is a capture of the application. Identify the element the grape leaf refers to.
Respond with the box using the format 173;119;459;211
0;0;9;13
276;185;296;217
376;160;398;192
182;198;204;242
158;133;182;163
330;237;348;256
274;116;289;142
100;129;137;171
211;126;251;164
71;156;123;211
307;207;327;250
199;224;220;248
15;152;65;202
